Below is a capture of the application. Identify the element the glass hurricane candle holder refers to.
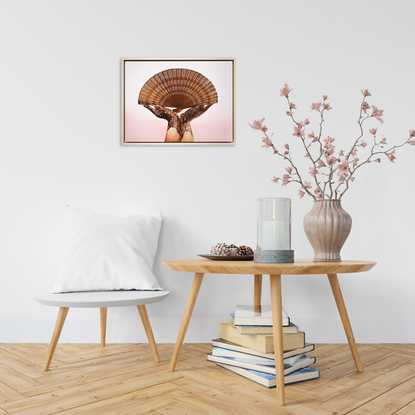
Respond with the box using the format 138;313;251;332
254;198;294;263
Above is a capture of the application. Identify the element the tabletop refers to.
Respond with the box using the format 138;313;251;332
161;258;376;275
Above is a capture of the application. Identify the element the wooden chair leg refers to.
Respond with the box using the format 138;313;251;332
44;307;69;371
254;274;262;312
100;307;107;346
137;305;160;363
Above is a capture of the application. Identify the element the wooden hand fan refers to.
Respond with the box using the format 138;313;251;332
138;68;218;111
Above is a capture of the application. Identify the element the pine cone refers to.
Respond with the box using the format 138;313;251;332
210;243;231;256
235;245;254;256
228;244;238;255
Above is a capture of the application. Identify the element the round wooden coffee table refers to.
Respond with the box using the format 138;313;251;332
162;259;376;406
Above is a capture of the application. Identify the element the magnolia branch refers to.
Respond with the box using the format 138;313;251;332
250;84;415;201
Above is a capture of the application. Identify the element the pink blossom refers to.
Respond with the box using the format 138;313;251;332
362;102;370;114
282;179;290;186
361;89;372;97
326;145;336;156
303;181;312;190
410;129;415;137
323;136;335;146
249;118;266;131
380;137;387;145
409;140;415;145
293;126;304;137
351;177;356;182
327;156;337;166
308;132;319;142
360;140;368;148
316;159;326;169
337;160;350;177
311;102;321;111
290;102;297;110
323;102;332;111
314;188;323;200
369;128;377;135
323;95;328;101
284;151;289;155
371;105;384;124
374;158;381;163
298;190;305;199
261;136;273;149
286;167;293;174
304;118;310;125
284;143;290;150
351;147;358;157
286;111;291;116
280;83;292;97
273;149;278;154
339;150;345;156
309;167;316;176
271;176;279;184
386;149;396;163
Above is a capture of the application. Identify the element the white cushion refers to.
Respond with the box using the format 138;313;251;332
52;206;163;293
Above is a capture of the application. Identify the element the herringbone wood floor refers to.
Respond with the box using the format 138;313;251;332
0;343;415;414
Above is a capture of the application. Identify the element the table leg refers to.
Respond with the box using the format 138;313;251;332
44;307;69;371
169;272;204;372
328;273;363;372
269;274;285;406
100;307;107;346
254;274;262;312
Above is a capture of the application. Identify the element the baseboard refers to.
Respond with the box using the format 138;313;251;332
0;314;414;343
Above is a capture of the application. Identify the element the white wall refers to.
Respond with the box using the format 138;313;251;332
1;0;414;344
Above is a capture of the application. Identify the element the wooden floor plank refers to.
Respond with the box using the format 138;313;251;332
319;363;415;413
308;354;412;401
345;376;415;415
2;371;183;415
394;399;415;414
0;381;26;405
0;348;44;379
0;343;415;414
0;363;41;390
52;383;179;415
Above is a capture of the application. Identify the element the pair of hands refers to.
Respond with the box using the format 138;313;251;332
144;103;212;124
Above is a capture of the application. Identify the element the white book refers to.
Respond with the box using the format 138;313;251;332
234;305;290;326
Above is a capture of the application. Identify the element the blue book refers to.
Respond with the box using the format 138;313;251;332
208;354;316;376
212;347;304;365
216;364;320;388
229;313;299;335
212;338;315;361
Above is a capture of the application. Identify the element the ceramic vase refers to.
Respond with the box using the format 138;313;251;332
303;199;352;262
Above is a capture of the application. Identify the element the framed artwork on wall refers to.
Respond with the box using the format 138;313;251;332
122;58;235;145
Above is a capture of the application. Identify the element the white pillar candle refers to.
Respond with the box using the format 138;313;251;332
262;217;286;250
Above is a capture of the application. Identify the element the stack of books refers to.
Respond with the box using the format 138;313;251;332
207;305;320;388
